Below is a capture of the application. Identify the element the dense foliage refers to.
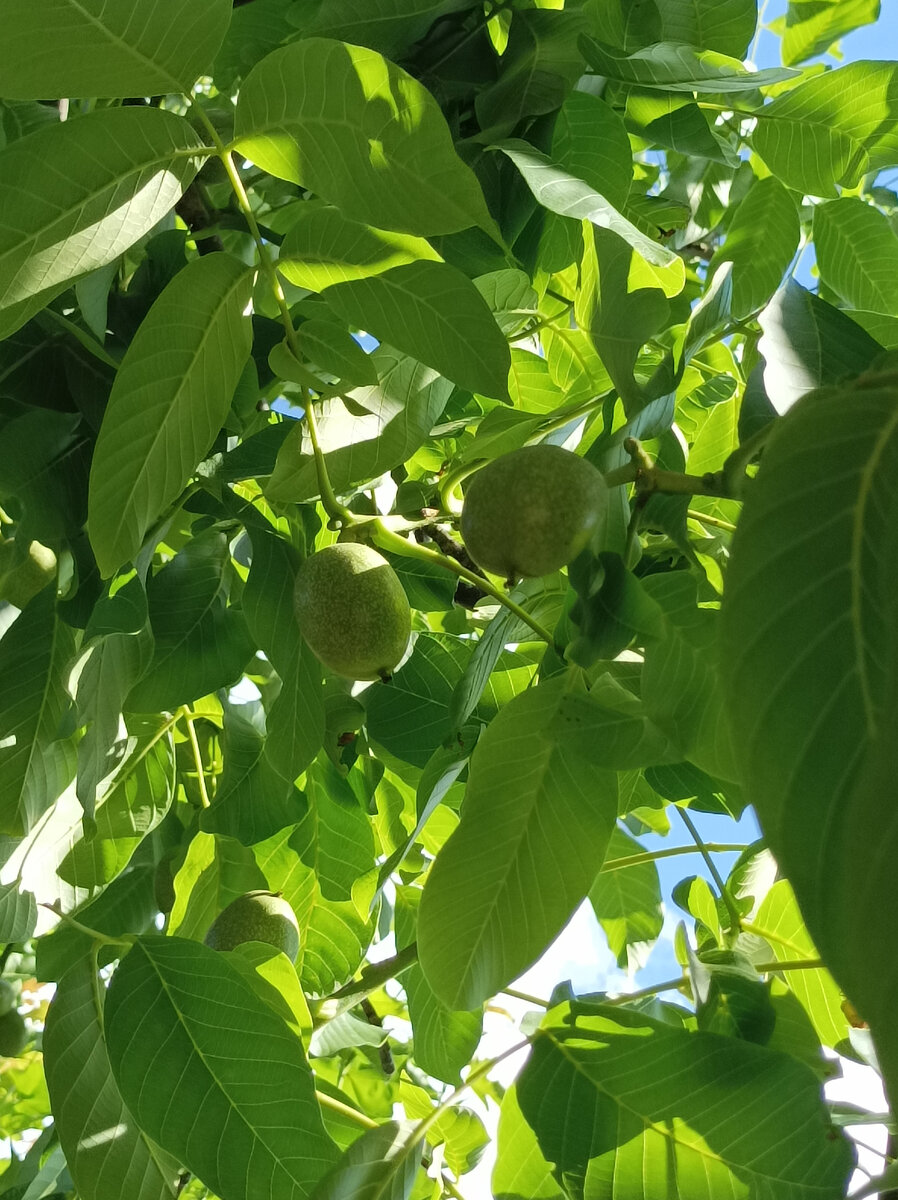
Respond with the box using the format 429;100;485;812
1;0;897;1196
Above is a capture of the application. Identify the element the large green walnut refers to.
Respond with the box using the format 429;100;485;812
0;538;56;609
0;1009;27;1057
204;891;300;962
294;542;411;681
460;444;608;582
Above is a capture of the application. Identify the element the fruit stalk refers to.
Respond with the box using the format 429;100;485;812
370;520;558;649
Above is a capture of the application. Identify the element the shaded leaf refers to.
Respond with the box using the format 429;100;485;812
710;177;800;319
589;828;663;969
580;37;796;92
310;1120;420;1200
0;881;38;942
720;372;898;1103
0;589;76;835
396;886;483;1086
0;0;232;99
43;959;180;1200
324;261;510;400
126;530;255;713
495;140;680;270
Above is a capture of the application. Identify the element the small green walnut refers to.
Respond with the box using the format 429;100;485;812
294;542;411;681
204;891;301;962
0;1008;27;1058
0;538;56;609
460;444;608;583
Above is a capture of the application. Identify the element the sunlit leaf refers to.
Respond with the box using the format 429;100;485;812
234;38;497;238
0;108;202;339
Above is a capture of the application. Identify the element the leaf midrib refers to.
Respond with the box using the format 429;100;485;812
546;1029;836;1193
138;943;319;1190
61;0;184;94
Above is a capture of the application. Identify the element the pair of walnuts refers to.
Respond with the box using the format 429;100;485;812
293;445;608;681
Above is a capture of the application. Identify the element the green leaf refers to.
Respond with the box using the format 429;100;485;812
495;139;681;270
475;9;588;140
169;830;269;941
756;881;850;1050
105;935;339;1200
323;261;510;399
299;320;378;387
0;881;38;941
589;828;663;969
57;720;175;894
233;39;497;238
720;372;898;1103
88;254;254;577
44;959;180;1200
814;197;898;316
547;689;676;770
752;60;898;197
554;89;632;207
244;528;324;781
71;628;152;820
0;108;202;340
0;589;76;835
579;37;797;92
653;0;759;57
847;307;898;347
396;887;483;1086
575;224;672;407
517;1000;854;1199
309;1120;421;1200
36;864;159;982
267;351;453;503
418;679;618;1009
493;1085;564;1200
294;0;471;58
301;894;377;997
758;280;883;413
631;95;738;166
710;177;800;319
125;530;255;713
303;756;376;903
781;0;881;66
278;206;442;292
366;633;470;768
0;0;233;99
203;710;303;846
640;576;739;783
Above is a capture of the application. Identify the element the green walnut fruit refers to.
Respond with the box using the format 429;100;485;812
294;542;411;681
0;538;56;609
204;890;300;962
0;1009;27;1057
460;444;608;583
0;979;16;1016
